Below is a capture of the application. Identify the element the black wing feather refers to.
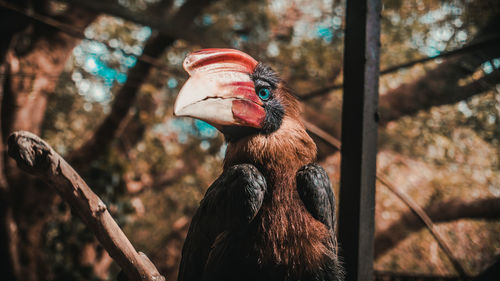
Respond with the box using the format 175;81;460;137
178;164;266;281
296;163;336;232
297;163;344;281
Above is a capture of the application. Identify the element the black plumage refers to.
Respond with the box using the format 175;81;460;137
178;163;343;281
251;63;285;135
178;164;267;281
297;163;336;233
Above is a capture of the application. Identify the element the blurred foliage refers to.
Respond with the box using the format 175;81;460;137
22;0;499;279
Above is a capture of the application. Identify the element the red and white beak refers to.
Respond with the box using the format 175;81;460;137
174;49;266;130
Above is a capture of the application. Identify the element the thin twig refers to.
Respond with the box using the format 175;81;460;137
7;131;165;281
374;196;500;259
303;120;341;150
306;122;470;277
299;35;500;100
376;174;469;277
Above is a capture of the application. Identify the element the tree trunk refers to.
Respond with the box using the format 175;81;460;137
0;4;96;280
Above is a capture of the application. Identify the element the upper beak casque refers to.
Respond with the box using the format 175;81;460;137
174;49;266;130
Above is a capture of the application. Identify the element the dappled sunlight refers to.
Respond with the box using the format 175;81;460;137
1;0;499;280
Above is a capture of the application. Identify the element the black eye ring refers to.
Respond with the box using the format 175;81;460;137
258;88;271;101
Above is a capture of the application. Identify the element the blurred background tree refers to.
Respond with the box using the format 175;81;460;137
0;0;499;280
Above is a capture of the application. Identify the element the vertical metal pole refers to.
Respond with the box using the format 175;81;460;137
338;0;381;280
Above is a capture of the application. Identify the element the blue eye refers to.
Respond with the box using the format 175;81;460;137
258;88;271;101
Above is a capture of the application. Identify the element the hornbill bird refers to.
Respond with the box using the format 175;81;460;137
174;49;343;281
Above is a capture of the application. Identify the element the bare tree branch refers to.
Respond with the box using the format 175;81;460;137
60;0;202;44
379;61;500;125
7;131;165;281
69;0;215;166
0;0;187;79
298;34;500;101
299;84;342;101
378;13;500;124
60;0;227;47
68;34;175;166
374;197;500;259
299;14;500;116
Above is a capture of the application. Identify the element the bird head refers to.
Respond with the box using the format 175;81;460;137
174;48;299;142
174;48;316;170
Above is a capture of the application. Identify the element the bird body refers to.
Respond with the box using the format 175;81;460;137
174;49;342;281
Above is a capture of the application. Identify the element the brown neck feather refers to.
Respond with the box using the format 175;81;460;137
223;116;316;176
224;116;333;273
